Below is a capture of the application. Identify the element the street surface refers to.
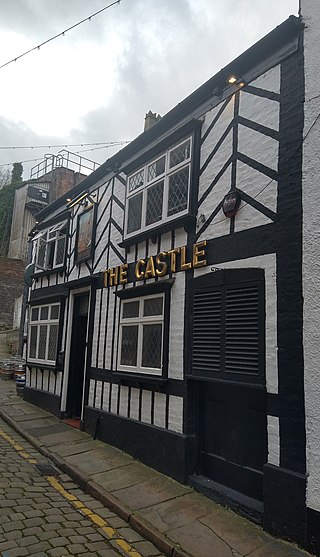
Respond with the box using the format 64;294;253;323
0;417;165;557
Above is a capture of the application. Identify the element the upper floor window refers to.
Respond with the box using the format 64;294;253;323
125;137;192;238
34;221;67;272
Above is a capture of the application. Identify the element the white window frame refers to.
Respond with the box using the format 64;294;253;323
34;221;67;272
124;136;192;238
28;303;60;365
117;294;165;376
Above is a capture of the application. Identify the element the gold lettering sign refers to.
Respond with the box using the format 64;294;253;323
103;241;207;287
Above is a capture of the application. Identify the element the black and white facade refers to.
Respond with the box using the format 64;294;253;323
22;8;320;554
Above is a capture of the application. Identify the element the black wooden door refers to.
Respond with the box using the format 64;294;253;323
68;293;89;418
190;269;267;501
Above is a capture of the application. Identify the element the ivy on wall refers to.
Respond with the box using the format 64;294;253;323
0;163;23;256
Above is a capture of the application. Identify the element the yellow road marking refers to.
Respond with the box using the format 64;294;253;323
0;428;37;464
46;475;144;557
0;428;145;557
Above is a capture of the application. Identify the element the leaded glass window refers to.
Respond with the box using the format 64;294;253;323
118;294;165;375
126;136;192;237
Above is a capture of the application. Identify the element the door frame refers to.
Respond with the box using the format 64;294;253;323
61;286;91;421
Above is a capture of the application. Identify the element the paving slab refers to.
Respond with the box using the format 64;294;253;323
113;475;192;510
166;521;234;557
65;448;133;476
48;441;101;457
199;506;270;555
91;462;156;491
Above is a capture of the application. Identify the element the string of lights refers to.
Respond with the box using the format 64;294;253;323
0;141;130;150
0;0;121;71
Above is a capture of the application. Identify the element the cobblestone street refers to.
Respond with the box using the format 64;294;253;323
0;417;164;557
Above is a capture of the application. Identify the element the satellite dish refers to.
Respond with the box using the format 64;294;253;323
24;263;35;286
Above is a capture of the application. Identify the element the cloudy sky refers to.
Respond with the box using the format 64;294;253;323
0;0;298;179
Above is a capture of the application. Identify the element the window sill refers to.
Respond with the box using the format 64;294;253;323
119;214;196;249
32;265;66;279
113;371;168;388
26;362;60;373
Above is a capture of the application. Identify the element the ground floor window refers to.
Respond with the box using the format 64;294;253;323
118;294;164;375
28;303;60;365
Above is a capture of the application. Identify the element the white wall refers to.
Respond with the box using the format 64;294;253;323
302;0;320;512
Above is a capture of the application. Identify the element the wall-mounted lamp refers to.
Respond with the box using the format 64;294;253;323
227;75;246;88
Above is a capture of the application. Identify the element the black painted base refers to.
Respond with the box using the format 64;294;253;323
263;464;306;545
83;406;195;483
23;387;61;418
306;508;320;556
189;474;263;524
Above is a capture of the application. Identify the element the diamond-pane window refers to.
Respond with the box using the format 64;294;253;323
121;325;138;366
147;156;165;182
123;301;139;319
127;193;142;234
168;166;189;216
31;308;39;322
169;139;191;168
126;136;192;236
50;305;59;320
47;324;58;361
129;170;144;192
55;237;65;266
143;297;163;316
118;294;165;375
29;326;37;359
40;307;49;320
146;181;164;226
38;325;47;359
141;324;162;368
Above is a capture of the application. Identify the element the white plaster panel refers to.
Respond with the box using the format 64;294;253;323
94;202;112;272
267;415;280;466
88;379;95;407
197;166;231;241
105;291;116;370
102;382;110;412
137;241;146;260
141;390;152;424
238;125;279;171
112;295;120;371
91;290;101;367
25;368;31;387
193;254;278;394
239;92;279;131
108;230;124;268
199;132;233;202
36;369;42;390
168;395;183;434
110;383;119;414
94;381;102;409
234;202;272;233
49;372;55;394
236;160;277;214
41;370;49;392
119;385;129;417
200;96;234;168
30;369;36;388
113;177;126;204
130;388;140;420
55;372;62;396
168;273;185;380
160;231;172;252
98;290;108;369
303;0;320;513
154;392;166;428
250;64;281;94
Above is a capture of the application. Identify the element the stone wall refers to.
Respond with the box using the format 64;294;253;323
0;257;25;329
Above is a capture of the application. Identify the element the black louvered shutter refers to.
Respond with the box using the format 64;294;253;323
192;288;221;375
192;280;262;379
225;285;260;375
